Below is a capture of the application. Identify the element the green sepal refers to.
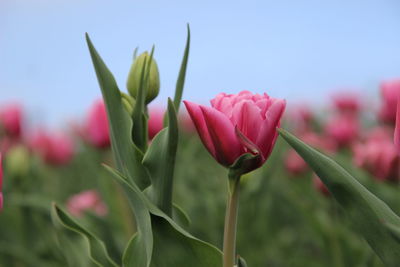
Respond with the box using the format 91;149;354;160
228;153;261;180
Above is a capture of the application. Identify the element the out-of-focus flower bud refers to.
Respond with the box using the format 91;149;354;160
379;79;400;123
66;190;107;217
148;108;164;140
6;145;30;177
284;149;308;175
29;130;74;166
0;153;3;210
352;133;398;182
85;99;110;148
126;52;160;104
325;114;359;147
394;95;400;154
332;92;361;115
284;131;336;176
0;104;23;138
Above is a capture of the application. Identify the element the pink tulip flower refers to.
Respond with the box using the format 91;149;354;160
394;95;400;154
184;90;286;168
325;114;359;147
285;149;308;175
148;109;164;140
0;104;22;138
332;92;361;115
379;79;400;123
85;99;110;148
29;130;74;166
353;132;398;181
66;190;107;217
287;105;314;133
0;153;3;210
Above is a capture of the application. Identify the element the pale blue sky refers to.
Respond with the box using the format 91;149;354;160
1;0;400;126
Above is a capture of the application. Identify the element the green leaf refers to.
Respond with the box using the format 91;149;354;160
172;203;191;228
51;203;120;267
103;165;223;267
103;165;154;267
85;33;150;189
142;99;178;216
173;24;190;112
278;128;400;266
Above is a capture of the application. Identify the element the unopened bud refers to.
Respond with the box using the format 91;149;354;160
6;145;30;177
121;92;136;115
126;52;160;104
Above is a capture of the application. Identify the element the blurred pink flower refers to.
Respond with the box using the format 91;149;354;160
29;130;74;166
325;114;359;147
0;104;22;138
284;131;336;175
66;190;107;217
184;90;286;168
0;137;19;155
379;79;400;123
0;153;3;210
394;95;400;154
85;99;110;148
179;112;196;134
332;92;361;114
287;105;314;133
148;109;164;140
353;131;398;181
285;149;308;175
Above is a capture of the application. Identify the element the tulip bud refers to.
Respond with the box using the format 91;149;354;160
6;145;30;178
126;52;160;104
121;92;136;115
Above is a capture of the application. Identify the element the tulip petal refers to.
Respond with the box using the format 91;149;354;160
200;105;243;166
256;99;286;158
232;100;263;143
183;101;216;157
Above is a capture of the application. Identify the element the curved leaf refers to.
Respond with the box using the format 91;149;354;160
279;128;400;266
103;165;222;267
51;203;119;267
173;24;190;112
85;33;150;189
142;99;178;215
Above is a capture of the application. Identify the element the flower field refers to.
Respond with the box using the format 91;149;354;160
1;30;400;267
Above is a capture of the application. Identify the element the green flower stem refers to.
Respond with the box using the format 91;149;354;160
223;176;241;267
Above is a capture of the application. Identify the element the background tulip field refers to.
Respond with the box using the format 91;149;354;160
2;64;400;266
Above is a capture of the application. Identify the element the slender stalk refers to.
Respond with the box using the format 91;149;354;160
223;177;241;267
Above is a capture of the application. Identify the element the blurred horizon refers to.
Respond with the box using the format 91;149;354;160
1;0;400;127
